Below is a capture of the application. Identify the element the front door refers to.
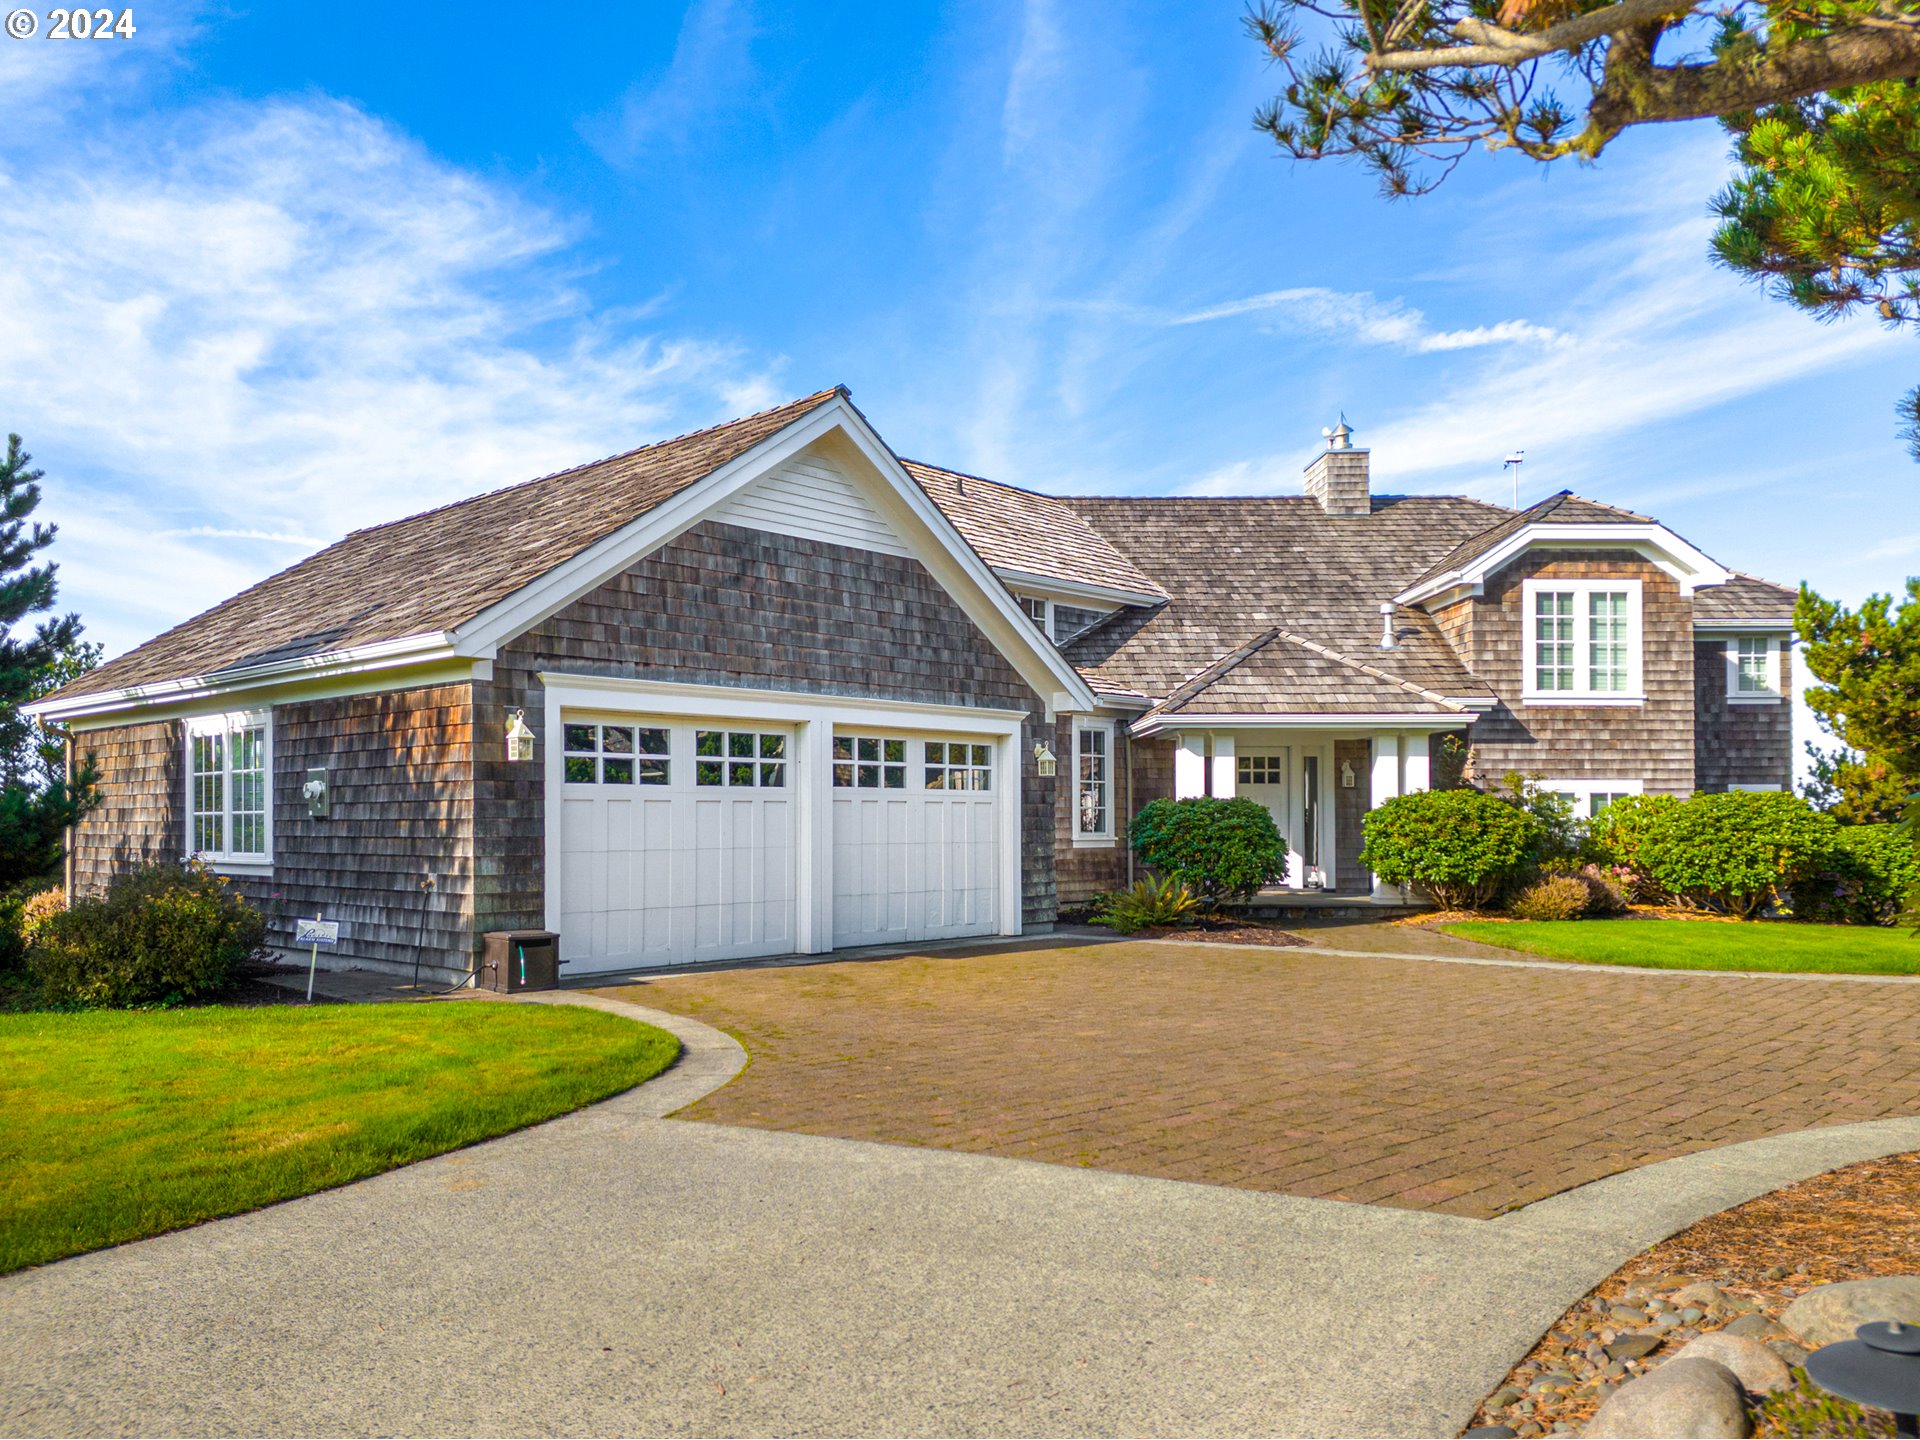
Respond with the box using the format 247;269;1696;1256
1235;744;1334;889
1235;749;1291;885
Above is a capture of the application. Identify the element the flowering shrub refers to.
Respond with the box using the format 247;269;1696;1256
1508;874;1592;921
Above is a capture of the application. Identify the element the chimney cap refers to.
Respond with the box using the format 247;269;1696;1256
1322;418;1355;450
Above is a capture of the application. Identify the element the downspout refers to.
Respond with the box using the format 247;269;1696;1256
1124;725;1135;888
63;733;73;899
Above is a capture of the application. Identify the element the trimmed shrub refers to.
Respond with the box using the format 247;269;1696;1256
1587;794;1683;902
1574;865;1630;917
1590;790;1838;919
1508;874;1593;921
1128;797;1286;904
1360;787;1543;910
1788;823;1920;925
29;861;266;1007
1091;876;1202;935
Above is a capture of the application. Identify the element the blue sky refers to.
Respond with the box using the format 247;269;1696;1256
1;1;1911;760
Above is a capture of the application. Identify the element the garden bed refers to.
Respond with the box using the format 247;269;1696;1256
1127;919;1311;947
1469;1152;1920;1437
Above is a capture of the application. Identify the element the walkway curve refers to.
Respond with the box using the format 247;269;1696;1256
510;988;747;1116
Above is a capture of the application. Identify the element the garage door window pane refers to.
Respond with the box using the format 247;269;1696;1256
759;734;786;759
760;762;785;787
603;758;635;784
728;761;755;786
696;731;723;758
563;723;597;753
565;756;596;783
857;737;879;763
600;727;634;755
729;732;755;759
926;739;992;792
637;729;669;785
833;762;855;787
697;760;723;786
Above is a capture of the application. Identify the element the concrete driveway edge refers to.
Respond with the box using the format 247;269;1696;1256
509;989;747;1118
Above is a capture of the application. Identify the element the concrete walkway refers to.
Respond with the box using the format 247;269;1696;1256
7;993;1920;1438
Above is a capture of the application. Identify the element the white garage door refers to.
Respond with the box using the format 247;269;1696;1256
559;718;796;971
831;732;1000;948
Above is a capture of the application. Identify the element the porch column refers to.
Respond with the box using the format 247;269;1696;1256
1403;733;1430;794
1370;734;1402;900
1173;733;1207;798
1209;732;1236;798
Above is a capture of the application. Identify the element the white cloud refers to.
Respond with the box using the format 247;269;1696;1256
579;0;761;165
0;97;778;654
1172;286;1570;354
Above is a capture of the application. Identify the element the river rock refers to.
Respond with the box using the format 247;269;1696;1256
1674;1333;1793;1394
1583;1357;1749;1438
1673;1283;1728;1310
1781;1277;1920;1347
1605;1333;1663;1361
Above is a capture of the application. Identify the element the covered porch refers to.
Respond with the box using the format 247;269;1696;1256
1141;721;1465;900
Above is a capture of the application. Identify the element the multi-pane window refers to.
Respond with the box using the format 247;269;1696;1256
695;730;787;787
1586;791;1632;818
1734;636;1776;697
1075;723;1111;838
564;724;670;785
1237;754;1285;786
1534;591;1575;691
833;735;906;789
925;741;992;791
1588;591;1630;692
186;713;270;861
1525;581;1639;699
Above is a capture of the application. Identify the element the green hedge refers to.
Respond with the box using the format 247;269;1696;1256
30;862;266;1007
1589;790;1839;918
1359;787;1542;910
1787;822;1920;925
1128;797;1286;903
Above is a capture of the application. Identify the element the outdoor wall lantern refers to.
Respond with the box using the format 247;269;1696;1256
1033;742;1056;778
302;768;329;819
506;709;536;763
1805;1321;1920;1437
1340;760;1356;788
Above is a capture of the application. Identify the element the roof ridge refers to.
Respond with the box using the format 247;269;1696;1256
898;457;1071;505
343;386;847;540
1154;629;1284;714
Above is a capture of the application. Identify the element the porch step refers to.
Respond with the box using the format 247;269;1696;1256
1224;891;1431;922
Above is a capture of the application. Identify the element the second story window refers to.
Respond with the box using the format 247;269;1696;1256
1017;594;1053;640
1727;635;1782;702
1523;579;1643;702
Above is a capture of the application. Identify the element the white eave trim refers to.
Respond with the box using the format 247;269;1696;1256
991;567;1165;610
1694;618;1795;634
1394;523;1732;606
24;632;464;723
1131;711;1475;736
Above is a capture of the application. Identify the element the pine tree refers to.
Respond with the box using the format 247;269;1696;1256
0;435;98;885
1795;579;1920;820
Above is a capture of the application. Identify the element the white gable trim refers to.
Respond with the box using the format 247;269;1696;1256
453;393;1099;714
992;567;1164;610
1395;523;1731;607
711;451;910;558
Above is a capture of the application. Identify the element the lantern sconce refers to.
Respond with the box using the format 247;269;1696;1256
302;768;330;819
506;710;536;763
1340;759;1356;789
1034;743;1057;778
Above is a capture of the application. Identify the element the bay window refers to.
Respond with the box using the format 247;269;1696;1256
1522;579;1643;702
185;711;272;866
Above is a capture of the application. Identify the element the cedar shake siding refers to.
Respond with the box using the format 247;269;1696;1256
1694;640;1794;792
1333;738;1370;892
1052;722;1177;909
1450;552;1697;795
485;519;1059;929
70;685;477;973
70;720;184;893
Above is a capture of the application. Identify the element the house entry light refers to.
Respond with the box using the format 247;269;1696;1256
506;709;536;763
1033;743;1056;778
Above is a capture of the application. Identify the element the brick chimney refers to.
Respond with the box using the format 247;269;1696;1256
1304;419;1370;516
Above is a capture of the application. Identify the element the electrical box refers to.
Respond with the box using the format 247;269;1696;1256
479;930;560;993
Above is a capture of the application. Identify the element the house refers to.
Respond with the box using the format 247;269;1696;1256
29;389;1795;978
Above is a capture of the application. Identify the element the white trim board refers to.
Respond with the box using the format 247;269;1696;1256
1394;523;1731;606
1133;712;1474;737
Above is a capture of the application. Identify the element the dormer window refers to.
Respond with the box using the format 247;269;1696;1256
1522;579;1643;704
1017;594;1053;640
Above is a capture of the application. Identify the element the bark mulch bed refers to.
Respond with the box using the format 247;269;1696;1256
1469;1152;1920;1437
1128;920;1311;947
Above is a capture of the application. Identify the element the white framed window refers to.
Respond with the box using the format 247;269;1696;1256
1073;720;1114;844
1729;782;1784;793
1541;777;1643;819
1726;635;1783;703
1522;579;1644;703
184;711;272;867
1016;593;1054;640
925;740;993;791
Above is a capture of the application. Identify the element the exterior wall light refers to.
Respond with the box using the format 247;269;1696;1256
506;709;536;763
302;768;329;819
1033;742;1056;778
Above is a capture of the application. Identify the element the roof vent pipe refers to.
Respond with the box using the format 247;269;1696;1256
1379;603;1396;649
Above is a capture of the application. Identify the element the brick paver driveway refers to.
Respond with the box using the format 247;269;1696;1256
602;937;1920;1219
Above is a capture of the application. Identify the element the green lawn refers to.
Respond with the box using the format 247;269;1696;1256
1441;917;1920;975
0;1001;678;1273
